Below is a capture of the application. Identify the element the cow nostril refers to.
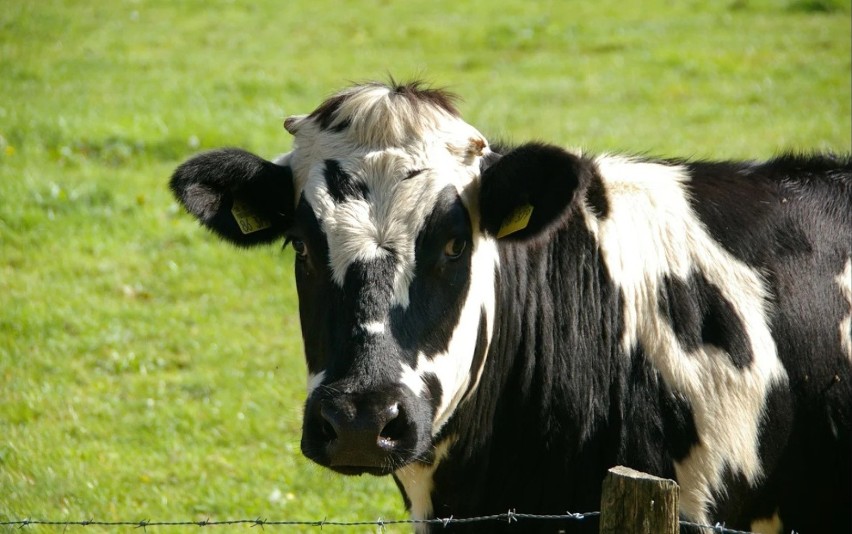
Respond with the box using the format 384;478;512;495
378;403;406;445
319;406;339;441
321;419;337;440
379;418;404;443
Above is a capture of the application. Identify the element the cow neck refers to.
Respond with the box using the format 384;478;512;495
429;217;624;519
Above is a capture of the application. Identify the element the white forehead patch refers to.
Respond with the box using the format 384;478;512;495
292;101;488;308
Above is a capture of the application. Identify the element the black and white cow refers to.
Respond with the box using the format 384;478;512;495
170;81;852;532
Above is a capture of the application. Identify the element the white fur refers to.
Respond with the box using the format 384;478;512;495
589;155;788;522
837;257;852;361
306;370;326;396
396;236;498;435
394;437;454;531
362;321;386;336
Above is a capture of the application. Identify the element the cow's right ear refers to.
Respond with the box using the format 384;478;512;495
170;148;294;247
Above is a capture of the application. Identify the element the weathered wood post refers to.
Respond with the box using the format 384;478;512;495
599;466;680;534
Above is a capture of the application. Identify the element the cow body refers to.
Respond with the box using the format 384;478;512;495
171;81;852;532
409;153;851;532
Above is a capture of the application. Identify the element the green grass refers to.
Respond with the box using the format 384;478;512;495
1;0;849;532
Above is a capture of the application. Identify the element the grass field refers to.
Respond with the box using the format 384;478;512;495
1;0;850;532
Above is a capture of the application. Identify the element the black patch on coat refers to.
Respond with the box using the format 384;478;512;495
388;79;460;117
324;159;367;203
584;169;610;219
308;92;351;132
422;372;443;415
682;154;852;268
425;220;623;533
389;186;473;359
658;272;753;369
659;386;701;462
613;344;699;475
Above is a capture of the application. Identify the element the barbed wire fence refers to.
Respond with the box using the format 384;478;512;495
1;467;792;533
0;512;763;533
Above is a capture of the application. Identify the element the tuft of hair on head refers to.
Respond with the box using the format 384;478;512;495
303;79;462;148
385;78;460;117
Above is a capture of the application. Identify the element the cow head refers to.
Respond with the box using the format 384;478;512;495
171;81;582;476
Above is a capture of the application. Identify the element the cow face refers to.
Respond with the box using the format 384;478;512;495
281;83;501;475
171;81;582;476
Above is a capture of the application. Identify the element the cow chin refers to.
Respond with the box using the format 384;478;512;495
299;383;435;477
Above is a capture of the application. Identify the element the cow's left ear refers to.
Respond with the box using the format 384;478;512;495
170;148;294;246
479;143;588;240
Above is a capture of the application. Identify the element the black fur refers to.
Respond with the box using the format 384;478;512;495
479;143;595;240
658;272;753;369
323;159;368;203
169;148;293;246
584;169;610;219
308;92;351;132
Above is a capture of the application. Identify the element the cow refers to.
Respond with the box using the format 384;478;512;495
170;80;852;533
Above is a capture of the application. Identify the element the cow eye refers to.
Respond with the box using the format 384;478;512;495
444;238;467;259
291;239;308;258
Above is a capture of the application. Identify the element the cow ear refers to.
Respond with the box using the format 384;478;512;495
479;143;586;240
170;148;294;246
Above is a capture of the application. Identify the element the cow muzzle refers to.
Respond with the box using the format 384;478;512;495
301;386;428;476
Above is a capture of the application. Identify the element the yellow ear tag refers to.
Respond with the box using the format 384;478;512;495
496;204;534;238
231;199;272;234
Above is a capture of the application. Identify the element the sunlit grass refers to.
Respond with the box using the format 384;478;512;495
1;0;849;532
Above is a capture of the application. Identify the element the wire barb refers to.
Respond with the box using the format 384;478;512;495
506;509;517;523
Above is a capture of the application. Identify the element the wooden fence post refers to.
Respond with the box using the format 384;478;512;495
599;466;680;534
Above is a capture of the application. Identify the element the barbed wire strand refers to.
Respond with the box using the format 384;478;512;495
0;512;772;533
2;511;590;529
